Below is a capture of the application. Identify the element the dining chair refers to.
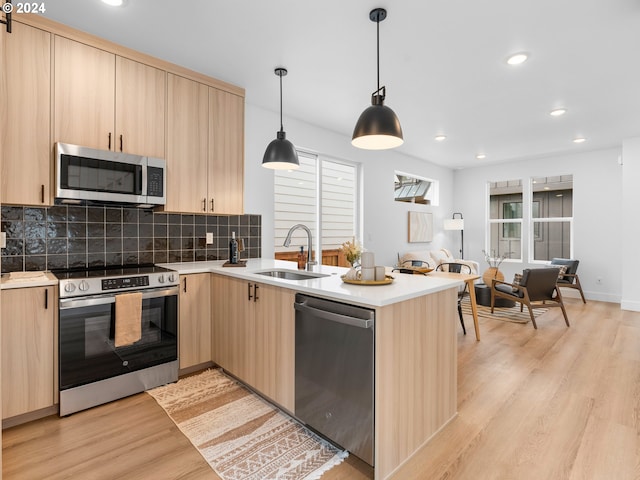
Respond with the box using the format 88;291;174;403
436;262;472;334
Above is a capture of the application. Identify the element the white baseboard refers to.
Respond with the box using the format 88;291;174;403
572;290;621;304
620;300;640;312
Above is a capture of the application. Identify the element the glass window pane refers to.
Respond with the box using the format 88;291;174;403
532;175;573;218
274;153;360;267
321;160;356;251
533;221;572;261
489;180;522;260
274;153;317;252
489;180;522;219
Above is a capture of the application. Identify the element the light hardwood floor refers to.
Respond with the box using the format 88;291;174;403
3;298;639;479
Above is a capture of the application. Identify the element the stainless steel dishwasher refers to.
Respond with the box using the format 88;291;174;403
294;293;375;466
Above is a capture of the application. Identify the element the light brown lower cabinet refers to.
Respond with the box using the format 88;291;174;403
178;274;212;370
1;286;56;420
211;274;295;412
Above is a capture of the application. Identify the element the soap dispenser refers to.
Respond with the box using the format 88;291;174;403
297;246;306;270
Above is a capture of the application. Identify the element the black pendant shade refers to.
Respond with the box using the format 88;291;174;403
352;8;403;150
262;68;299;170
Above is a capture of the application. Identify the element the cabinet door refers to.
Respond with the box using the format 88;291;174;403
115;56;166;158
165;73;208;213
1;287;55;419
179;274;212;369
1;21;51;206
253;283;295;411
211;275;254;383
54;36;115;150
208;88;244;214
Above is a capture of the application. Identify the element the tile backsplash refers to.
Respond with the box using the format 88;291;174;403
1;205;261;273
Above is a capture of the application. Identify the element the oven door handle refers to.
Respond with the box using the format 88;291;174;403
59;286;179;310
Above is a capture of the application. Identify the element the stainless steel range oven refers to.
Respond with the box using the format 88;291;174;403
54;265;179;416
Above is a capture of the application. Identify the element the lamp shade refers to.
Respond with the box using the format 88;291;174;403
352;8;403;151
444;218;464;231
262;131;299;169
352;100;404;150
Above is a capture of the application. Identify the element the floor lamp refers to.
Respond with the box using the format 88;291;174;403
444;213;464;259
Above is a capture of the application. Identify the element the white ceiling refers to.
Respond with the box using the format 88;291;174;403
42;0;640;169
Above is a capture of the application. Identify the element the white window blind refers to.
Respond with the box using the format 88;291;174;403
274;152;359;260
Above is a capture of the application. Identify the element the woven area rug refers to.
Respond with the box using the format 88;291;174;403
460;296;547;324
147;368;348;480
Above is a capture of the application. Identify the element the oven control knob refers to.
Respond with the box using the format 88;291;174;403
158;274;165;284
79;280;90;292
64;282;76;293
168;273;176;283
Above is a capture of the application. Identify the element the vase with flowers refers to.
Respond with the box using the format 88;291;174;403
340;238;362;280
481;249;511;285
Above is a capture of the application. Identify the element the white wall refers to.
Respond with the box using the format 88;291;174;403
622;138;640;311
244;103;455;267
245;103;632;305
453;148;623;303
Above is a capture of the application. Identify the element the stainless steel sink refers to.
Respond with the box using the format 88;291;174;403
254;269;329;281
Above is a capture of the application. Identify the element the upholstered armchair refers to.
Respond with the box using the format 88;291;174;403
550;258;586;303
490;268;570;329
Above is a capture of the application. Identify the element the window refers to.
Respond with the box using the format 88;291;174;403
531;175;573;261
488;180;522;260
487;175;573;263
394;172;439;206
274;151;360;266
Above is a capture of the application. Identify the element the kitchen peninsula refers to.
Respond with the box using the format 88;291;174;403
163;259;461;480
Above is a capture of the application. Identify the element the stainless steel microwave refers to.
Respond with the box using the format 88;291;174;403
55;143;166;207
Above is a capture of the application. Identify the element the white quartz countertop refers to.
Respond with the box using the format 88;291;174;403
0;271;58;290
157;259;463;308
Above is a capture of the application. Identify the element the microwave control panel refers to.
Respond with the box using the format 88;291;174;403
147;166;164;198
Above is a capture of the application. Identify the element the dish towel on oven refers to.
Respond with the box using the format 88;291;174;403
115;292;143;347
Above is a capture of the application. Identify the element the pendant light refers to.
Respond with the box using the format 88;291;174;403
262;67;300;169
352;8;404;150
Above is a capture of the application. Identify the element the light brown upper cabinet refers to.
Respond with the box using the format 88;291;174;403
166;76;245;214
165;73;209;213
209;88;244;215
54;36;166;158
1;22;52;206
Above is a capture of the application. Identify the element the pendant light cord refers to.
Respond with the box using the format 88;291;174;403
376;15;380;93
279;72;284;133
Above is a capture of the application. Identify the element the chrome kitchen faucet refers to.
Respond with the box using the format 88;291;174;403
283;224;317;271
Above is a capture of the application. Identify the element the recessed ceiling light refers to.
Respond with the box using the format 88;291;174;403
550;108;567;117
506;52;529;66
101;0;124;6
476;153;486;160
573;137;586;144
556;194;563;197
434;135;447;142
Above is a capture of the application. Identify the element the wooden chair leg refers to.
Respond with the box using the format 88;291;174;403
560;302;570;327
575;277;587;303
526;304;538;329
